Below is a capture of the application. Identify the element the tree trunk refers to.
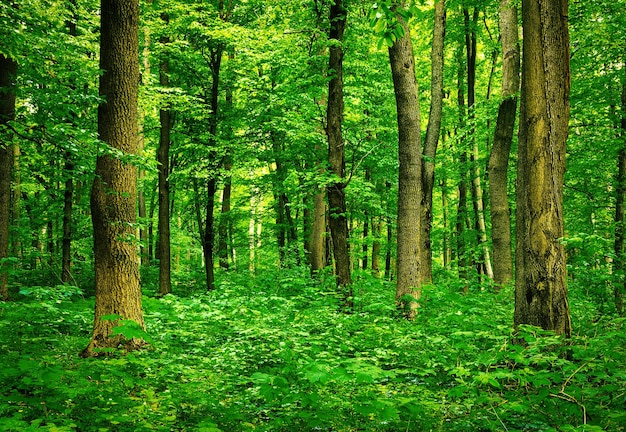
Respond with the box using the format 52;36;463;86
203;178;216;290
514;0;571;337
489;0;520;289
421;0;446;284
308;187;326;272
371;217;381;277
218;160;232;270
61;156;73;283
83;0;145;356
326;0;352;305
389;6;422;318
456;47;469;287
0;54;17;301
464;8;494;282
613;64;626;316
158;16;172;296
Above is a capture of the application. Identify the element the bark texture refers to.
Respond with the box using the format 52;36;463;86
83;0;145;356
488;0;520;288
326;0;352;303
0;54;17;301
514;0;571;336
421;0;446;283
389;12;422;318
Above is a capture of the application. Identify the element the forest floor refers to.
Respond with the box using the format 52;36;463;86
1;267;625;431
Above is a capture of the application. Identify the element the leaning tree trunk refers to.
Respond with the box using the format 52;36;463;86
421;0;446;283
83;0;145;357
326;0;352;305
389;5;422;319
0;54;17;301
488;0;520;289
514;0;571;337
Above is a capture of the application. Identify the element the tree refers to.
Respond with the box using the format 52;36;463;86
82;0;145;356
514;0;571;336
488;0;519;288
614;63;626;315
388;3;422;318
0;53;17;301
326;0;352;303
421;0;446;283
158;12;172;296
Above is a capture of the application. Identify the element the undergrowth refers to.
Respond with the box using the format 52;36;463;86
0;267;624;431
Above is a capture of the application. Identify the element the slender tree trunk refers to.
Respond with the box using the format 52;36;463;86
456;47;469;286
147;182;157;262
371;217;381;277
464;8;494;281
514;0;571;337
201;44;223;291
157;17;172;296
389;5;422;318
613;64;626;316
326;0;352;304
421;0;446;284
61;158;73;283
218;159;232;270
83;0;145;356
203;178;216;290
362;215;369;270
0;54;17;301
11;144;21;258
489;0;520;289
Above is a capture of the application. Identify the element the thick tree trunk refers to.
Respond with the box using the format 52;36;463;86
83;0;145;356
326;0;352;304
489;0;520;289
514;0;571;336
389;8;422;318
0;54;17;301
421;0;446;284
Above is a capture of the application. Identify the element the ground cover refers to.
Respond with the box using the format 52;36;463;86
0;268;624;431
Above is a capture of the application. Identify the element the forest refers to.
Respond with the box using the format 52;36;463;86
1;0;625;430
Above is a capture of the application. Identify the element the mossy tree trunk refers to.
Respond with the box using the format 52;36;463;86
389;4;422;319
83;0;145;356
488;0;520;289
514;0;571;336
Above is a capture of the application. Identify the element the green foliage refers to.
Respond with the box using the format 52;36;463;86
2;270;625;431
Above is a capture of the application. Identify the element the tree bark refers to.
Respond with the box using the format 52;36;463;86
83;0;145;356
421;0;446;284
158;15;172;296
489;0;520;289
326;0;352;305
0;54;17;301
389;6;422;318
218;159;232;270
613;63;626;316
514;0;571;336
